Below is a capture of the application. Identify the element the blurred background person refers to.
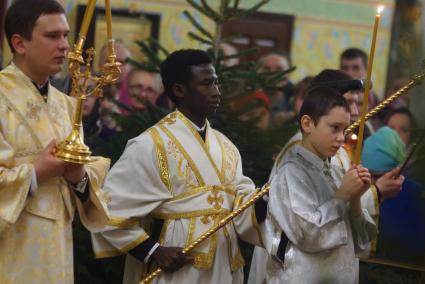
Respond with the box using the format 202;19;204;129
82;78;115;149
385;77;411;108
259;52;295;126
98;40;132;88
362;126;425;267
292;76;313;122
219;42;240;67
340;48;380;122
231;89;271;131
98;40;133;107
385;107;415;146
127;68;163;111
375;77;411;129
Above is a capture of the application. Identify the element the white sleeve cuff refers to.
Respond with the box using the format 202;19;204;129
144;243;160;264
30;168;38;195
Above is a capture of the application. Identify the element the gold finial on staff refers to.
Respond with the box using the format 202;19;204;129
55;0;121;164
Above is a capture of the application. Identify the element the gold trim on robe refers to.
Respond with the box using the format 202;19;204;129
148;127;173;194
93;110;261;281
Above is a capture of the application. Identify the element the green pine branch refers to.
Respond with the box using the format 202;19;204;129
126;58;159;73
186;0;221;22
200;0;222;21
135;40;162;67
226;0;270;20
188;32;214;45
146;37;170;57
183;10;214;40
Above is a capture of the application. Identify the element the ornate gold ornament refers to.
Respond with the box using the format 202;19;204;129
55;0;121;163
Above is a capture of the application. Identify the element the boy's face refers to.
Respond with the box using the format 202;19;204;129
301;106;350;160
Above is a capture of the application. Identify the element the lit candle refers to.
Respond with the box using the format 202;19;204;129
79;0;96;39
353;5;384;164
105;0;113;40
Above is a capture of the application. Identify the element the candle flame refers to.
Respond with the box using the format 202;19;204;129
377;5;384;14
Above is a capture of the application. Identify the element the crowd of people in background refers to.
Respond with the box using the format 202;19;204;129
0;0;425;283
1;37;415;149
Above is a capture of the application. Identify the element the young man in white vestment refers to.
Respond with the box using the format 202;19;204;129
0;1;110;283
264;86;377;283
92;49;267;284
248;69;404;284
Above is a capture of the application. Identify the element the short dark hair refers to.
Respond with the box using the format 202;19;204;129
298;86;350;132
340;48;368;68
311;69;352;85
160;49;212;104
5;0;65;53
310;69;359;95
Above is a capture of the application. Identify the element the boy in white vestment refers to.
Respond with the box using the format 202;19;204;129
265;86;377;283
249;69;403;284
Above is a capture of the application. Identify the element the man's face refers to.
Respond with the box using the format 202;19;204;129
113;44;131;80
99;43;131;81
261;54;290;86
340;57;366;79
303;106;350;160
343;90;360;122
128;70;160;111
20;14;69;79
180;64;221;117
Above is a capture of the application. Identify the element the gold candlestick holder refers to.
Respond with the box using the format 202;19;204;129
55;37;121;164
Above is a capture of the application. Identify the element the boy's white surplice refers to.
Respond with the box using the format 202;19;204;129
265;144;377;284
248;130;380;284
92;110;264;284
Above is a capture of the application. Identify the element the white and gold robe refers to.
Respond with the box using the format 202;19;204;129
248;130;380;284
0;64;110;284
92;110;264;284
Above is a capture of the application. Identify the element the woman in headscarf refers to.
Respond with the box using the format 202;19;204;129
362;126;425;264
